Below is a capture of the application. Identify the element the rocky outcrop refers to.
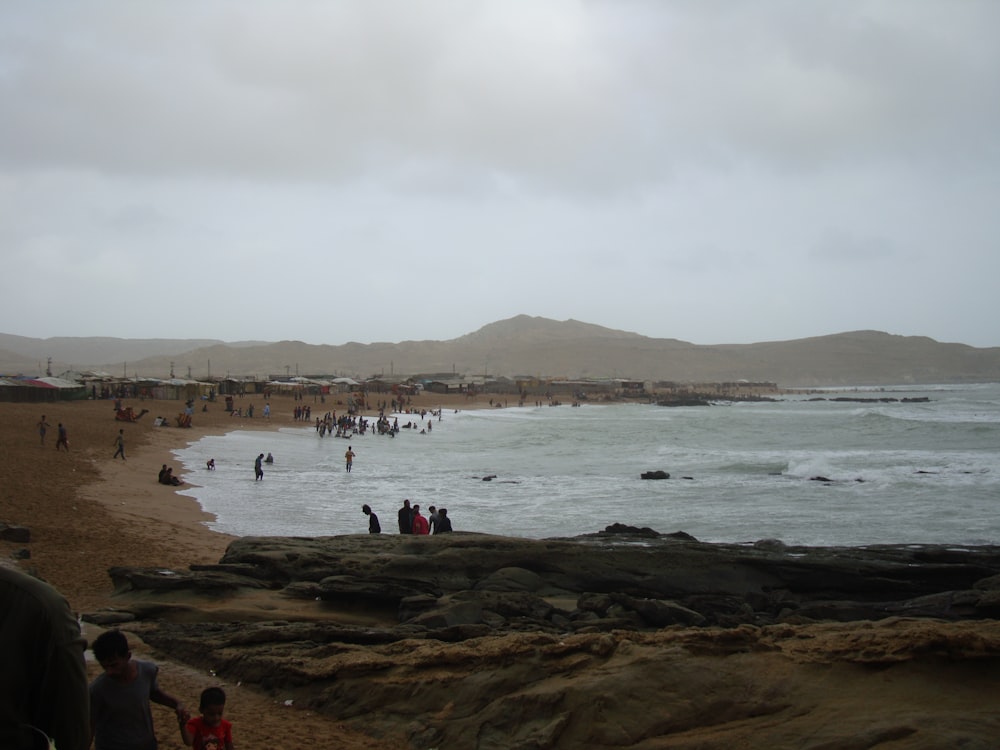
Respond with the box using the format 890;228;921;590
91;529;1000;748
94;530;1000;631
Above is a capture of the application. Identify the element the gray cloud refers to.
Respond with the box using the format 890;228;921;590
1;1;997;348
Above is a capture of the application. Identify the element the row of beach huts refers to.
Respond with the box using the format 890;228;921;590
0;369;778;404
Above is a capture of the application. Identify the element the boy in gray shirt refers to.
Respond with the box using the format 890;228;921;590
89;630;186;750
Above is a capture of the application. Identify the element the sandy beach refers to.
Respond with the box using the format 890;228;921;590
8;390;1000;748
1;391;477;749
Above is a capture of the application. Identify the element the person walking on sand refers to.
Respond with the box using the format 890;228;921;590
55;423;69;451
179;686;235;750
254;453;264;481
345;445;356;472
112;429;126;460
362;504;381;534
90;629;187;750
37;415;51;446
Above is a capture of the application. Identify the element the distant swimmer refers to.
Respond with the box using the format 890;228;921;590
206;458;215;470
265;452;274;464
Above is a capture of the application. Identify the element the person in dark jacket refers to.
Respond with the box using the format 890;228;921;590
435;508;453;533
362;504;381;534
397;499;413;534
0;565;89;750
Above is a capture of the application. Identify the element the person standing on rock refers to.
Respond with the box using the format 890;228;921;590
434;508;453;533
398;499;413;534
254;453;264;481
362;504;381;534
411;504;430;535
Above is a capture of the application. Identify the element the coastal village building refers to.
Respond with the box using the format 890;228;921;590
0;376;87;403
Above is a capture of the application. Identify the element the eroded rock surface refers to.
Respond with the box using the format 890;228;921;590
91;528;1000;748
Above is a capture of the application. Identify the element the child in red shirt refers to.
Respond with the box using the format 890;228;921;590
180;686;235;750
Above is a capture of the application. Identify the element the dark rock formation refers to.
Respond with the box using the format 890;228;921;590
91;529;1000;748
640;470;670;479
94;530;1000;631
656;398;711;406
0;523;31;543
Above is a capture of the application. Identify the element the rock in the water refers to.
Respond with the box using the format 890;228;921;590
640;470;670;480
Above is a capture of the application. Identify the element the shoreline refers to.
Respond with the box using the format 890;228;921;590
0;392;488;749
0;392;492;610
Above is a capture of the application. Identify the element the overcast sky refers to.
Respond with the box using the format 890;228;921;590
2;2;998;348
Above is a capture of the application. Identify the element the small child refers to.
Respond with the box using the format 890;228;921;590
180;686;235;750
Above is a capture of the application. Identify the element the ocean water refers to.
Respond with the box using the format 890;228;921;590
173;383;1000;547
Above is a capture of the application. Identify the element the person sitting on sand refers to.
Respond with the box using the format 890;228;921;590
158;464;169;483
160;467;182;486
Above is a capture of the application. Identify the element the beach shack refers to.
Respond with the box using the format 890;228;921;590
0;376;87;403
150;378;211;402
423;377;472;395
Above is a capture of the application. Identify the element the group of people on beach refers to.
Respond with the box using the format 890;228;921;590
2;566;235;750
37;414;69;451
362;499;453;535
158;464;183;486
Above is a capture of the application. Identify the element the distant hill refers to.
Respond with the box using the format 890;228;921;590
1;315;998;386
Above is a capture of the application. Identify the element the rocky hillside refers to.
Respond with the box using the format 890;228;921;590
2;316;999;386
